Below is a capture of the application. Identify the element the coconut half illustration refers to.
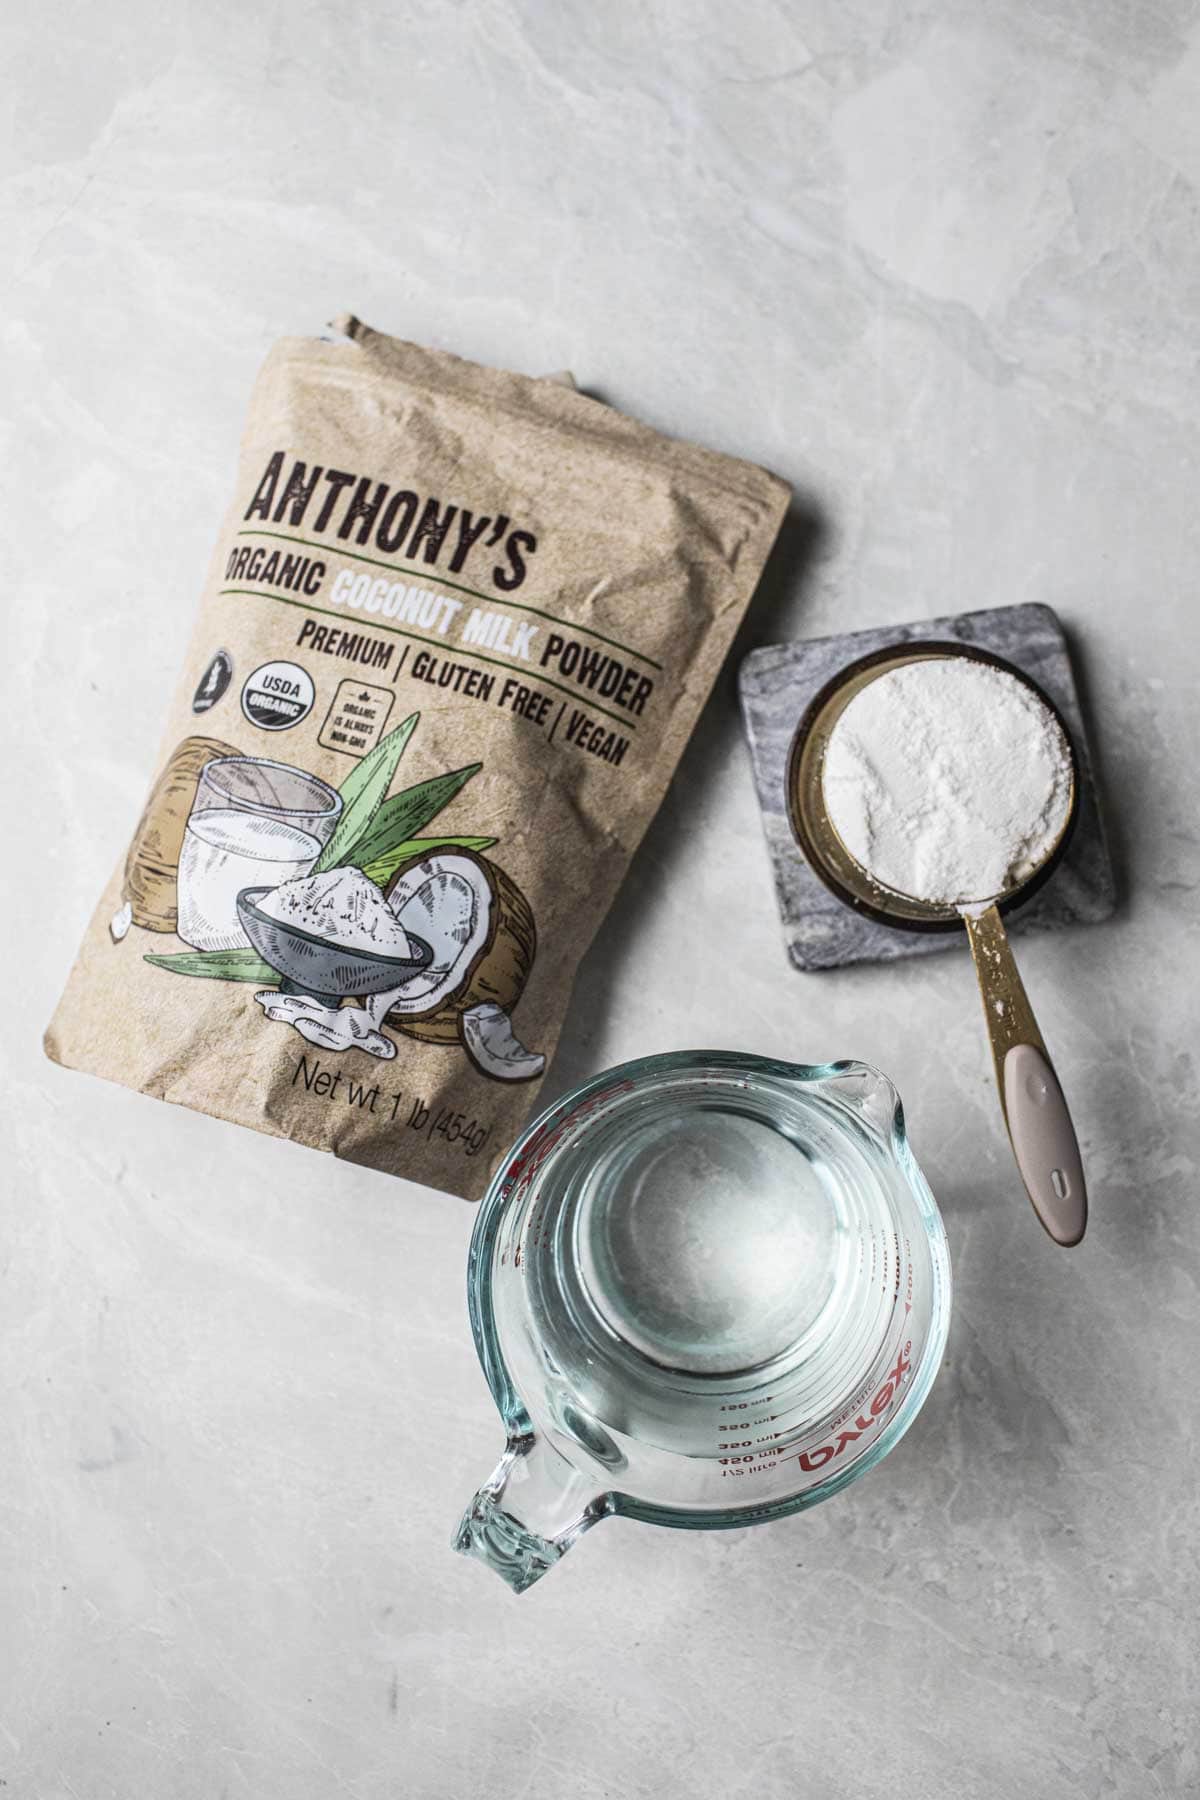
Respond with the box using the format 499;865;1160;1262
382;849;543;1082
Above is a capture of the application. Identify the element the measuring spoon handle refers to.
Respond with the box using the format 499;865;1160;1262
963;905;1088;1247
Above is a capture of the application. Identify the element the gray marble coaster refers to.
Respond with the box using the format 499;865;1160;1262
738;603;1116;972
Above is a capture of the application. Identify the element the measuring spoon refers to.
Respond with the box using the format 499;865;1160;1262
788;641;1088;1248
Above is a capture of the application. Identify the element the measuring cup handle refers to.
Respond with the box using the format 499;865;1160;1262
453;1436;609;1595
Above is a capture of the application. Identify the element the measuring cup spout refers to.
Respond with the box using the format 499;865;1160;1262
453;1432;610;1595
805;1060;906;1146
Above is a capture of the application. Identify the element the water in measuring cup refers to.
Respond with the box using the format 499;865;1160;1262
176;809;322;951
520;1077;906;1469
579;1108;844;1374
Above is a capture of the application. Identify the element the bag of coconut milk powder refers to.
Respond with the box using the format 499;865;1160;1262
46;316;789;1200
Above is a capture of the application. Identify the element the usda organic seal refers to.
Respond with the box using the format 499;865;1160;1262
240;660;315;731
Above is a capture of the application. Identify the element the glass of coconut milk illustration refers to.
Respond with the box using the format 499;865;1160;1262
176;757;343;952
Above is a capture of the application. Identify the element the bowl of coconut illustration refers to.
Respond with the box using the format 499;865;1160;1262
238;870;433;1003
238;850;544;1081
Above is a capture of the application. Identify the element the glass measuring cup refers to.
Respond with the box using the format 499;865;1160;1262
176;757;343;952
788;642;1087;1247
454;1052;951;1593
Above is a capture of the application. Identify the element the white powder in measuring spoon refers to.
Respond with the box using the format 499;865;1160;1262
821;658;1074;906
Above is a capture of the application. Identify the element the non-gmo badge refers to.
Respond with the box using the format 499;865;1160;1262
240;660;315;731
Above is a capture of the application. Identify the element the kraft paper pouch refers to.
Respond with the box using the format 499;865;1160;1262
46;316;789;1199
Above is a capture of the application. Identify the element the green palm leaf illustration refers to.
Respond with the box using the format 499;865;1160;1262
314;712;420;873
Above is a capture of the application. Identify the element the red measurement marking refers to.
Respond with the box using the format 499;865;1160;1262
506;1081;635;1187
783;1342;912;1475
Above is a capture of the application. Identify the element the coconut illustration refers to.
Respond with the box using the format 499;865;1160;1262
122;735;241;932
382;849;543;1081
133;716;547;1084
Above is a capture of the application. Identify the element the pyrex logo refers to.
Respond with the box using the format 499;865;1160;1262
794;1342;912;1474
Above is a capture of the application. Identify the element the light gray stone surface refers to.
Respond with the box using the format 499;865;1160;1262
2;4;1198;1798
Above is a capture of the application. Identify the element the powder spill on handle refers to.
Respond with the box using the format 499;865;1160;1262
821;658;1073;906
